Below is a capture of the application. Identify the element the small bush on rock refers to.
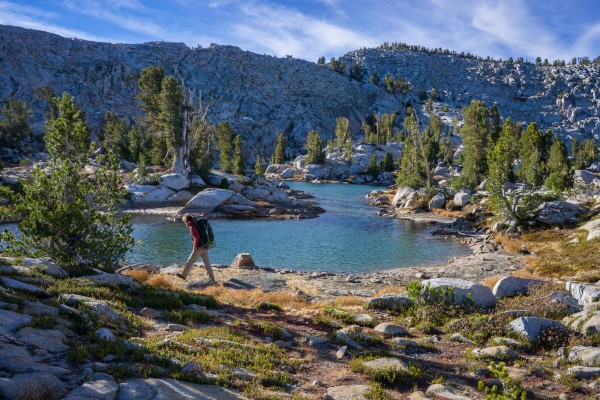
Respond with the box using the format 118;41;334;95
478;361;527;400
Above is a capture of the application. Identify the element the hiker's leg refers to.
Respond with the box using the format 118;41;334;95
198;247;215;281
181;247;203;278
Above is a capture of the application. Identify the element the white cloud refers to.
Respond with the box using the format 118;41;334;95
229;2;378;60
61;0;170;39
0;1;117;42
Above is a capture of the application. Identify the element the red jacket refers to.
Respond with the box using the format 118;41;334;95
187;219;201;248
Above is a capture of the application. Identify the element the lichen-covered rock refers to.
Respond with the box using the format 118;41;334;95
368;293;413;310
566;281;600;304
230;253;256;269
421;278;497;308
158;173;190;191
569;346;600;367
492;276;546;298
325;385;370;400
374;323;409;337
509;316;566;343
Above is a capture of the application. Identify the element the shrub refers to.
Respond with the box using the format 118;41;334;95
478;361;527;399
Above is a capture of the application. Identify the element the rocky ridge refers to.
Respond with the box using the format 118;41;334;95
1;24;599;163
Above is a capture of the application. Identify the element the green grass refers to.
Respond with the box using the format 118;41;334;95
349;354;423;387
255;301;282;312
48;278;218;311
137;327;295;390
163;310;211;326
322;306;378;327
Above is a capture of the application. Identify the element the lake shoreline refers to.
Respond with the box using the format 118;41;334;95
122;231;524;301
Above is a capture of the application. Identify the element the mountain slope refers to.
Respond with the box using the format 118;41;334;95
1;24;599;157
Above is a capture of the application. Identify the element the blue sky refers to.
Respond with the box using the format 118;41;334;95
2;0;599;62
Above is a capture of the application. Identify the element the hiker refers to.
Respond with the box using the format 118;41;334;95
178;213;215;282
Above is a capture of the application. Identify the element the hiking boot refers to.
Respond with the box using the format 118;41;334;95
176;273;187;281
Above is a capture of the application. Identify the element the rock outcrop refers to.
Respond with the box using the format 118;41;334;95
2;24;599;163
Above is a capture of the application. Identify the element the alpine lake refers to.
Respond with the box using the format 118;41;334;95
127;182;469;273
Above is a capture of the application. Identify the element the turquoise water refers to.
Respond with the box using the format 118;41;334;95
127;182;468;273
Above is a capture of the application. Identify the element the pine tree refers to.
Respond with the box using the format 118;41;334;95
457;100;490;189
102;112;129;159
138;66;209;175
304;130;324;164
518;122;544;187
487;118;518;220
423;115;442;169
366;154;380;176
489;104;502;144
403;107;432;188
573;138;598;169
45;93;90;158
382;151;395;172
545;136;572;191
2;93;133;271
379;113;396;144
335;117;350;149
272;133;286;164
254;155;266;175
0;98;32;148
216;122;233;173
362;122;375;144
396;138;426;188
127;125;143;163
232;134;245;175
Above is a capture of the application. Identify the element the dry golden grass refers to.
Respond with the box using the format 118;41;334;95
146;274;174;289
139;316;156;329
433;209;466;218
480;275;503;290
329;296;366;308
494;235;526;253
197;286;311;309
520;229;600;281
125;269;150;283
375;286;406;296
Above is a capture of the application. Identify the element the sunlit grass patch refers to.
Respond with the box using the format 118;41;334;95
349;353;423;387
48;278;218;311
200;286;308;309
145;274;173;289
137;326;296;389
125;269;150;283
521;230;600;280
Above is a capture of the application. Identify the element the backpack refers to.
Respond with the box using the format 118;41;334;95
195;218;215;247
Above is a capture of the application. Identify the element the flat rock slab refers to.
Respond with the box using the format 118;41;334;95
1;276;50;296
368;294;413;310
425;383;472;400
116;378;248;399
0;341;71;376
363;357;408;371
0;309;33;335
80;272;141;289
22;301;59;317
15;327;68;353
472;346;518;361
64;378;119;400
0;372;67;400
223;273;288;292
569;346;600;367
374;322;409;337
325;384;370;400
568;366;600;379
